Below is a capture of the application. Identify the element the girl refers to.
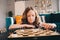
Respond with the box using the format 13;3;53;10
9;7;56;30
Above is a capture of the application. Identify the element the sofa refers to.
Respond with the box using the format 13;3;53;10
39;13;60;33
6;13;60;33
6;15;22;31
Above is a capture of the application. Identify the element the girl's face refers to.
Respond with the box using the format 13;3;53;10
27;10;35;24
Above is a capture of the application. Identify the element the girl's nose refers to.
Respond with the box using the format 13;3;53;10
30;16;32;19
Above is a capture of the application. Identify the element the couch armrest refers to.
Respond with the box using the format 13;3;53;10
6;17;14;31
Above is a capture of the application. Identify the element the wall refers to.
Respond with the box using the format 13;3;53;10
7;0;15;16
15;1;25;16
51;0;58;12
0;0;7;29
25;0;41;13
7;0;59;15
59;0;60;12
7;0;26;16
25;0;58;13
25;0;35;7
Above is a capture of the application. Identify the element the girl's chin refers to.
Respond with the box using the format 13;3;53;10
29;22;33;24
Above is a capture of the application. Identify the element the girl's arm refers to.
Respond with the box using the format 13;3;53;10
22;24;35;28
39;22;56;29
9;24;24;29
9;24;35;29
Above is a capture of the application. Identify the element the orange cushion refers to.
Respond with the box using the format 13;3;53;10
15;15;22;24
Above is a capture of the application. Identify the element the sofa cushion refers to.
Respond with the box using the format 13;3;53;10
15;15;22;24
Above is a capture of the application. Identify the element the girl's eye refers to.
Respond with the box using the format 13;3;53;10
27;15;35;17
28;15;34;17
32;15;34;16
27;15;30;17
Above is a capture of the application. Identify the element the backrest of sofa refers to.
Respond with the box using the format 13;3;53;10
39;13;60;23
50;13;60;23
39;14;51;22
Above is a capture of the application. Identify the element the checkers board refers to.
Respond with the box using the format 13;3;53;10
8;29;60;38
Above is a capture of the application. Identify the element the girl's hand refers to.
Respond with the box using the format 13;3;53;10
47;23;56;29
40;23;56;29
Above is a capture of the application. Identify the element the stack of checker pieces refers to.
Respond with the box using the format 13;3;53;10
8;29;60;38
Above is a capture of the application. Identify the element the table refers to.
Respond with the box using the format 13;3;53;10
8;29;60;38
